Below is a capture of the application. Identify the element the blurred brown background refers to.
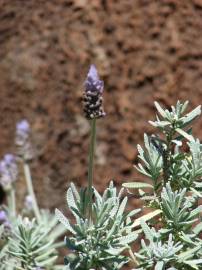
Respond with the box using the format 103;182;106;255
1;0;202;215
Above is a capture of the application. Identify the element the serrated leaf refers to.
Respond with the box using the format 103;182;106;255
140;220;153;242
55;209;75;234
117;197;128;217
66;188;77;210
117;232;138;245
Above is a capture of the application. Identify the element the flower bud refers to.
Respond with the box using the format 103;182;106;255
24;195;33;211
15;120;34;161
0;154;18;190
83;65;106;119
0;210;11;229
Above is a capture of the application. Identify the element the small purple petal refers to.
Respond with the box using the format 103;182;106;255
4;154;15;164
87;65;99;81
0;154;18;188
24;195;33;210
0;210;7;222
85;65;104;94
16;120;30;133
3;220;11;229
15;120;34;161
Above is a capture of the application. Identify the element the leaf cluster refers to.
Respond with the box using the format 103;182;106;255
124;101;202;269
56;182;139;270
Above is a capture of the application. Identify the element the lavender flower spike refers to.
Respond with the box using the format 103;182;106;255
15;119;34;161
0;154;18;190
83;65;106;119
16;119;30;145
0;210;7;222
24;195;33;210
0;210;11;228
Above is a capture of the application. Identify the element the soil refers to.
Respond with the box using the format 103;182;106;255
1;0;202;268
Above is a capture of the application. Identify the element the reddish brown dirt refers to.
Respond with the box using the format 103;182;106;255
1;0;202;267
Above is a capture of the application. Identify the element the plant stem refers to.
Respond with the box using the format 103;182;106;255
87;118;96;221
128;247;138;266
163;130;174;183
7;187;16;217
23;162;41;223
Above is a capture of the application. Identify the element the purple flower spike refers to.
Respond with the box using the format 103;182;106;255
88;64;99;80
0;154;18;189
0;210;11;229
85;65;104;94
16;119;30;133
4;154;15;164
83;65;106;119
15;119;34;161
24;195;33;210
0;210;7;222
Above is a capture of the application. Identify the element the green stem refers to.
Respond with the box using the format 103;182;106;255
7;187;16;217
128;247;138;266
23;162;41;223
163;130;174;183
87;118;96;221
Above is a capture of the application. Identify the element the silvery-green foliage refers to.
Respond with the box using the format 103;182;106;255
124;101;202;269
135;134;163;192
56;181;139;270
134;221;183;270
0;225;12;270
4;212;65;270
149;101;201;133
161;183;202;232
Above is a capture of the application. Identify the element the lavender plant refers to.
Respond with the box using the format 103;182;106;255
56;182;139;269
55;65;146;269
1;64;202;270
124;101;202;270
0;120;66;269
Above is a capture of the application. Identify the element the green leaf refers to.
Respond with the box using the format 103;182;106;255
178;246;201;261
123;182;153;189
176;128;194;142
117;232;138;245
154;101;167;118
55;209;76;234
193;222;202;235
140;220;153;242
132;210;162;228
184;259;202;269
117;197;128;217
155;261;164;270
181;105;201;127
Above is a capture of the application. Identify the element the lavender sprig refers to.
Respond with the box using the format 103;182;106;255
83;65;106;119
0;154;18;216
15;119;34;161
15;119;41;222
0;154;18;190
0;210;11;228
83;65;106;221
24;195;33;211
